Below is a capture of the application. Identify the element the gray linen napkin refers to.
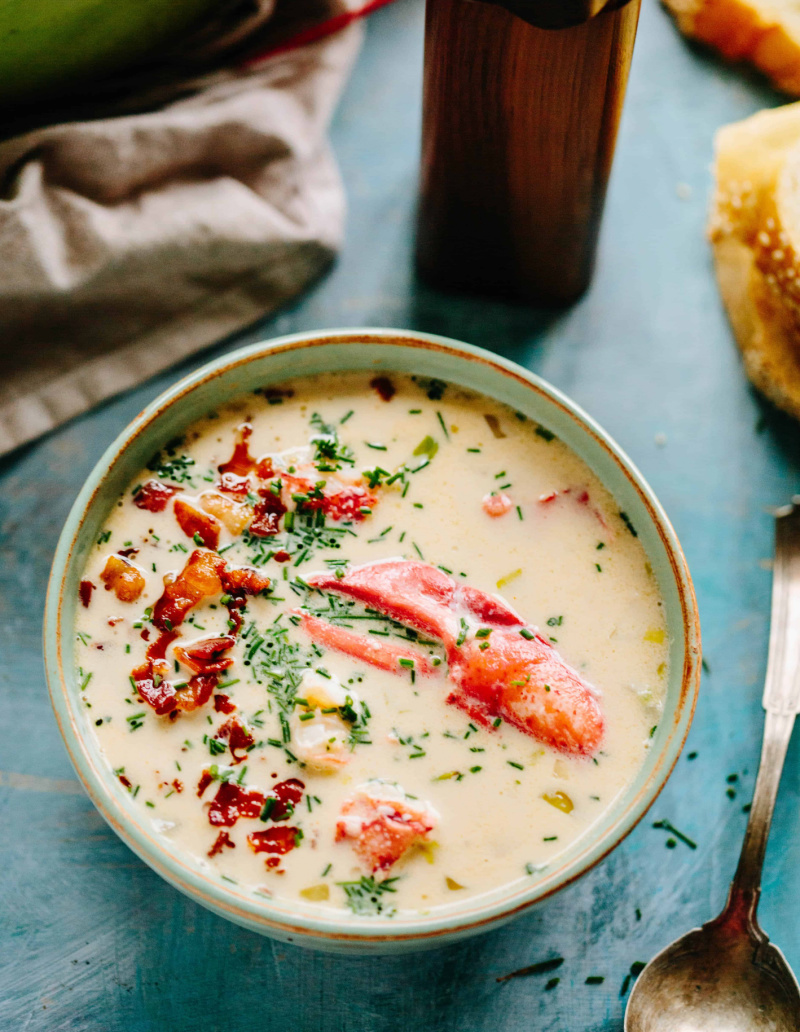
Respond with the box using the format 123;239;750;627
0;4;366;457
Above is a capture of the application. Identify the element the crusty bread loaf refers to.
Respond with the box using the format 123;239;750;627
663;0;800;95
710;102;800;419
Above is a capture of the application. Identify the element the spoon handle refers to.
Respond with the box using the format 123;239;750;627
725;500;800;924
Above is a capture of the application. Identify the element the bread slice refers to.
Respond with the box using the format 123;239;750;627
710;102;800;419
663;0;800;95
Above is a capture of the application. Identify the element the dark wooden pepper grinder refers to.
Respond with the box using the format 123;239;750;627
416;0;642;306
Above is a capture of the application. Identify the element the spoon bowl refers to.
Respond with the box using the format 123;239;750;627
626;913;800;1031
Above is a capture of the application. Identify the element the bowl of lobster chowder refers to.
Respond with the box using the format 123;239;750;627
45;330;700;952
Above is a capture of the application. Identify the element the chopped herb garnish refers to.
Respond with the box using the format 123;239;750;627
652;819;696;849
338;876;399;916
619;511;638;537
497;957;564;983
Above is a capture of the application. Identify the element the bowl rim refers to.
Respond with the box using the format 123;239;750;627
44;327;701;946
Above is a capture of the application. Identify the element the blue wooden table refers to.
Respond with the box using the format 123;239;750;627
3;2;800;1029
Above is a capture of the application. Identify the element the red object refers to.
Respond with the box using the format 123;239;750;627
214;718;255;764
283;473;376;522
261;778;305;821
146;629;179;661
78;580;94;608
299;560;604;756
249;490;287;536
221;565;271;596
153;549;226;631
208;831;235;858
175;673;217;711
174;498;220;550
247;826;300;855
482;492;512;518
214;694;237;714
134;480;179;512
297;611;436;675
208;780;265;827
218;472;250;496
218;423;257;477
174;635;236;674
197;770;214;798
370;375;396;401
132;660;177;716
336;788;437;873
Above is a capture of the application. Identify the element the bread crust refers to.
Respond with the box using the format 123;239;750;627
710;103;800;420
712;234;800;419
663;0;800;94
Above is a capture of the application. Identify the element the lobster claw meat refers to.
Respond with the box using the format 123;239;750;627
297;559;604;757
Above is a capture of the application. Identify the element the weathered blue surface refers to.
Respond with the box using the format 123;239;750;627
2;1;799;1029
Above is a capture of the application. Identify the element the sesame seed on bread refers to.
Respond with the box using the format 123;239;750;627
710;102;800;420
663;0;800;94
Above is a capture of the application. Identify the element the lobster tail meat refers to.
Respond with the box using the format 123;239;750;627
336;781;439;874
299;559;604;757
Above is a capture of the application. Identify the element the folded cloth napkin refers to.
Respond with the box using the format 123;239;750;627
0;0;389;457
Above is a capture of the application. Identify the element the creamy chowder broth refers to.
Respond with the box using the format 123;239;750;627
74;371;668;918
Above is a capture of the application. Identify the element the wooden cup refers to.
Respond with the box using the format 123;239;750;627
416;0;642;306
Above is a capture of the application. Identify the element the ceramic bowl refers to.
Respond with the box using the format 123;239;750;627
44;328;701;954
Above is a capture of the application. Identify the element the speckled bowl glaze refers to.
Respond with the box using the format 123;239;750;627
44;329;701;954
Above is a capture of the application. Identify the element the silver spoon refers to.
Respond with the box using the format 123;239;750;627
625;499;800;1032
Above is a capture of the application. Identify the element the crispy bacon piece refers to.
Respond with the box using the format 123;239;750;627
261;778;305;821
247;827;300;855
99;555;146;603
249;491;287;537
197;770;214;798
132;660;177;716
273;550;291;563
208;780;265;827
118;773;132;790
218;423;257;477
134;479;179;513
134;660;217;716
482;492;513;518
173;635;236;675
79;580;94;608
370;375;396;401
146;629;178;661
174;498;221;550
218;471;250;496
214;694;237;714
174;673;217;712
336;783;439;873
221;565;271;597
153;549;226;631
208;831;235;858
200;491;252;535
214;718;255;764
